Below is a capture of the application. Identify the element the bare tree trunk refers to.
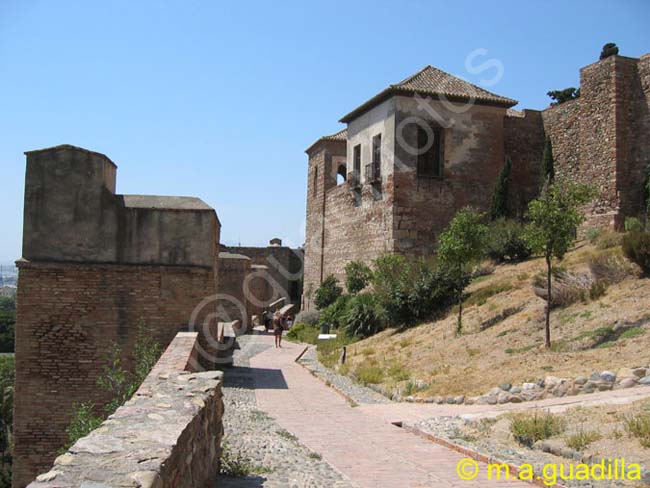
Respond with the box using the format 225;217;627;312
545;255;552;348
457;289;463;334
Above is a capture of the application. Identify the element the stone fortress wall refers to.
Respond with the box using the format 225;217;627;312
303;53;650;304
542;54;650;228
13;145;221;487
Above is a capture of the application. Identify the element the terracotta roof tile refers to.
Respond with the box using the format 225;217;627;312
305;128;347;153
340;65;517;122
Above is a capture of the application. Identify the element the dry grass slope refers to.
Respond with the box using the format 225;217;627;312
339;242;650;398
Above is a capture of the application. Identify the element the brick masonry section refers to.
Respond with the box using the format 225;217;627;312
14;144;221;488
13;261;218;487
26;332;224;488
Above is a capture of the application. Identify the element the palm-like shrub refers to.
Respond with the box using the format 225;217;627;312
344;294;385;338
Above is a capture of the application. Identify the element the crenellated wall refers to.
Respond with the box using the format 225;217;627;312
14;145;221;487
26;332;224;488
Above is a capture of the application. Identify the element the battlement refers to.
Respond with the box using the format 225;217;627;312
23;145;219;267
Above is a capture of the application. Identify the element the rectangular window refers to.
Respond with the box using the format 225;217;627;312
353;144;361;175
417;126;442;177
372;134;381;167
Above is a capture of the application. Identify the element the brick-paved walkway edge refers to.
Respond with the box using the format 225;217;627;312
250;336;530;488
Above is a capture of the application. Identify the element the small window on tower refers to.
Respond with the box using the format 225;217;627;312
416;126;443;178
353;144;361;175
337;163;347;185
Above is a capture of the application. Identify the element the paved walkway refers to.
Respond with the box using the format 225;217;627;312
249;336;528;487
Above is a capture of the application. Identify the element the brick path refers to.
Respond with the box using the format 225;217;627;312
250;337;528;487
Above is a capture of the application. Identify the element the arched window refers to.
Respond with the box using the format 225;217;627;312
336;163;347;185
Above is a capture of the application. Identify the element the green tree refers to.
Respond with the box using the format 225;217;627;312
599;42;619;60
0;297;15;354
523;180;593;348
0;312;14;354
438;208;488;334
0;356;14;477
314;275;343;310
546;87;580;106
344;261;373;295
490;156;512;220
541;137;555;186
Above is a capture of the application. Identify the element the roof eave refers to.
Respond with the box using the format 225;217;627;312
340;88;517;124
304;132;347;155
339;88;395;123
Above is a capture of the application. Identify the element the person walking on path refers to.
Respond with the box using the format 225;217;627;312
273;311;284;348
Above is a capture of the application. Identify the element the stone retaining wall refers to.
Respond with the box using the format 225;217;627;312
27;332;224;488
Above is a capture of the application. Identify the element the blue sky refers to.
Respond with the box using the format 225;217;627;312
1;0;649;263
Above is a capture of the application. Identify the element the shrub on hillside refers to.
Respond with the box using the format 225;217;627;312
318;295;350;329
344;261;373;294
314;275;343;310
371;255;463;327
586;227;601;244
622;231;650;275
510;412;566;447
587;249;637;284
532;269;592;308
594;229;623;249
625;217;644;233
623;411;650;448
294;310;320;326
486;219;531;263
286;322;319;344
344;294;385;338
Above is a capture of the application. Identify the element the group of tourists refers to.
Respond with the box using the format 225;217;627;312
262;309;294;348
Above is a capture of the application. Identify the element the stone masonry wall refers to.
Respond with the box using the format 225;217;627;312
216;252;252;326
303;140;394;307
321;178;394;287
246;265;274;317
13;261;217;488
27;332;224;488
542;55;650;228
303;140;345;308
392;100;508;255
504;110;545;216
616;56;650;219
226;245;304;305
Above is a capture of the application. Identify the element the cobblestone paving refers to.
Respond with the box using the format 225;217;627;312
217;333;357;488
298;347;391;405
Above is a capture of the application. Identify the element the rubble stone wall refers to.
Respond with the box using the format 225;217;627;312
27;332;224;488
